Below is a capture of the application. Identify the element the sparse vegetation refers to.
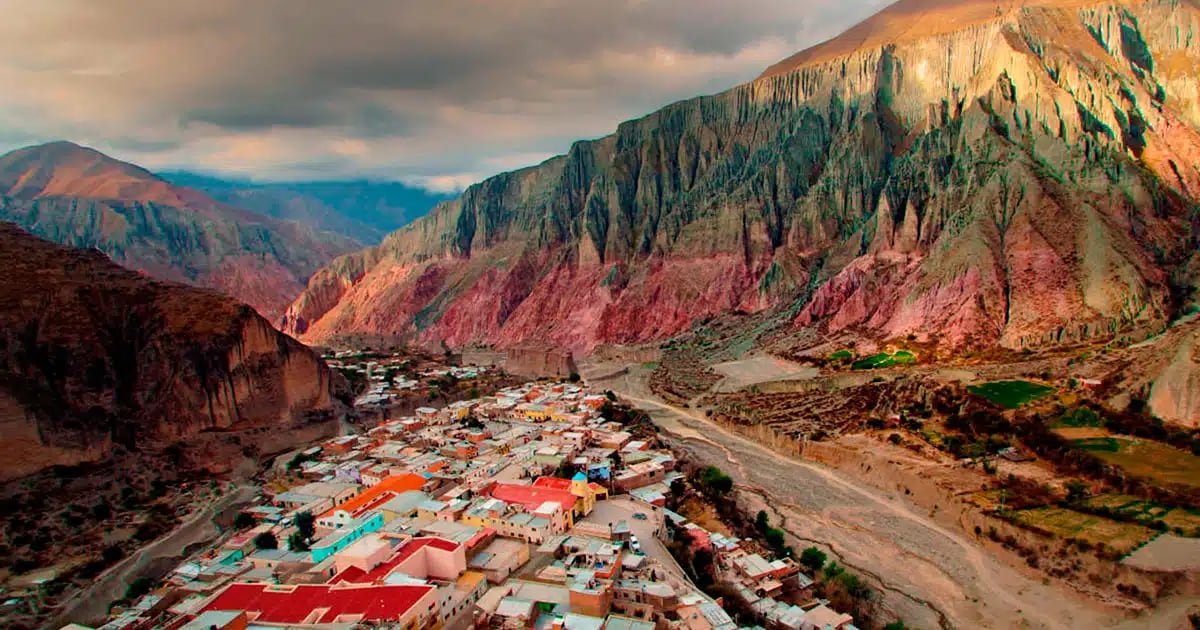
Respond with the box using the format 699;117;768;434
851;350;916;370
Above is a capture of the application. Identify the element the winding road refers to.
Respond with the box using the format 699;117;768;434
50;483;259;628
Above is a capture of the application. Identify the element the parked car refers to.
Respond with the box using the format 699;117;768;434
630;535;642;553
633;512;648;520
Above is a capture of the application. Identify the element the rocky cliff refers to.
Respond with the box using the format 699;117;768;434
0;223;340;481
285;0;1200;355
0;142;360;320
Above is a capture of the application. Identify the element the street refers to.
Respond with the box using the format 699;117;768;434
579;496;693;587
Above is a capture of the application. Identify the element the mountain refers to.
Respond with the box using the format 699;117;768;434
162;172;453;245
0;142;360;320
284;0;1200;356
0;222;341;481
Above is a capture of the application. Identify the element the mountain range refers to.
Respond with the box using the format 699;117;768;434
282;0;1200;356
0;141;361;320
161;172;452;245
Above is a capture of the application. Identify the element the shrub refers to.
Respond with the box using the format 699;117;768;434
234;512;256;530
799;547;826;573
254;532;278;550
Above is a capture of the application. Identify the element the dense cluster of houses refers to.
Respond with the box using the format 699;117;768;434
79;380;835;630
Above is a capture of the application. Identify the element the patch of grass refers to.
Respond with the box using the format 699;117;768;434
1073;437;1122;452
967;380;1054;409
1081;437;1200;490
1052;407;1104;428
1011;506;1156;554
1082;494;1200;535
829;349;854;361
851;350;917;370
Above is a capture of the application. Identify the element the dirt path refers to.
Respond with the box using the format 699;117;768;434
596;368;1138;629
51;483;259;627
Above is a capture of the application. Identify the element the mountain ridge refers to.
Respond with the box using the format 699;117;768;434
284;0;1200;359
161;171;453;245
0;141;360;320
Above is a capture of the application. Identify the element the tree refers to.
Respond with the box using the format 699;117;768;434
755;511;770;533
295;511;315;539
568;372;581;383
234;512;256;530
124;576;155;601
764;527;786;552
1065;479;1089;503
605;390;617;402
288;531;309;552
800;547;827;573
883;622;909;630
254;532;278;550
699;466;733;494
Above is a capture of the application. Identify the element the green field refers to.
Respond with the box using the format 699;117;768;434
851;350;916;370
1011;506;1156;553
967;380;1055;409
1073;437;1121;452
1082;494;1200;535
1077;437;1200;490
829;349;854;362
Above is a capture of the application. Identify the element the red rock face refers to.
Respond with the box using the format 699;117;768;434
287;0;1200;354
0;224;341;481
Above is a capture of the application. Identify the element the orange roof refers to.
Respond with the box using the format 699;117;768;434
489;482;577;512
319;473;426;520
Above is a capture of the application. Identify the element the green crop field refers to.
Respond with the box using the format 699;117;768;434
967;380;1054;409
1011;506;1155;553
1082;494;1200;535
851;350;916;370
829;349;854;362
1076;437;1200;489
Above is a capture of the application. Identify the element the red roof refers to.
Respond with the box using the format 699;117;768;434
331;537;460;585
202;583;434;624
532;476;571;491
318;474;426;521
489;482;577;512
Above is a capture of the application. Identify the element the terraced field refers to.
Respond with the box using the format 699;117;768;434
1010;507;1156;554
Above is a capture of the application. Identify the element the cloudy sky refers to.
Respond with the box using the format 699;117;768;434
0;0;888;192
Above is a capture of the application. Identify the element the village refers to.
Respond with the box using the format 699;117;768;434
69;354;861;630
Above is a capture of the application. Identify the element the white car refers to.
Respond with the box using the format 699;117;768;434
629;535;642;554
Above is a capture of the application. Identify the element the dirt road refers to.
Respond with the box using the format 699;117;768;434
51;483;259;627
594;367;1145;630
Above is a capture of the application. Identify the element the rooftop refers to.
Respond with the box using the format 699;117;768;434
200;582;435;624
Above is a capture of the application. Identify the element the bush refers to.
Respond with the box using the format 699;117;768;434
124;576;155;601
699;466;733;494
254;532;278;550
288;531;309;552
800;546;827;573
295;511;315;539
234;512;256;530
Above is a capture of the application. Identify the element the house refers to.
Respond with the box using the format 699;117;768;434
179;610;248;630
533;473;607;515
799;603;854;630
315;474;427;533
198;582;439;628
310;512;386;563
332;536;466;584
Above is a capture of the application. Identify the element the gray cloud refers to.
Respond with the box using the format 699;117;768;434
0;0;889;189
